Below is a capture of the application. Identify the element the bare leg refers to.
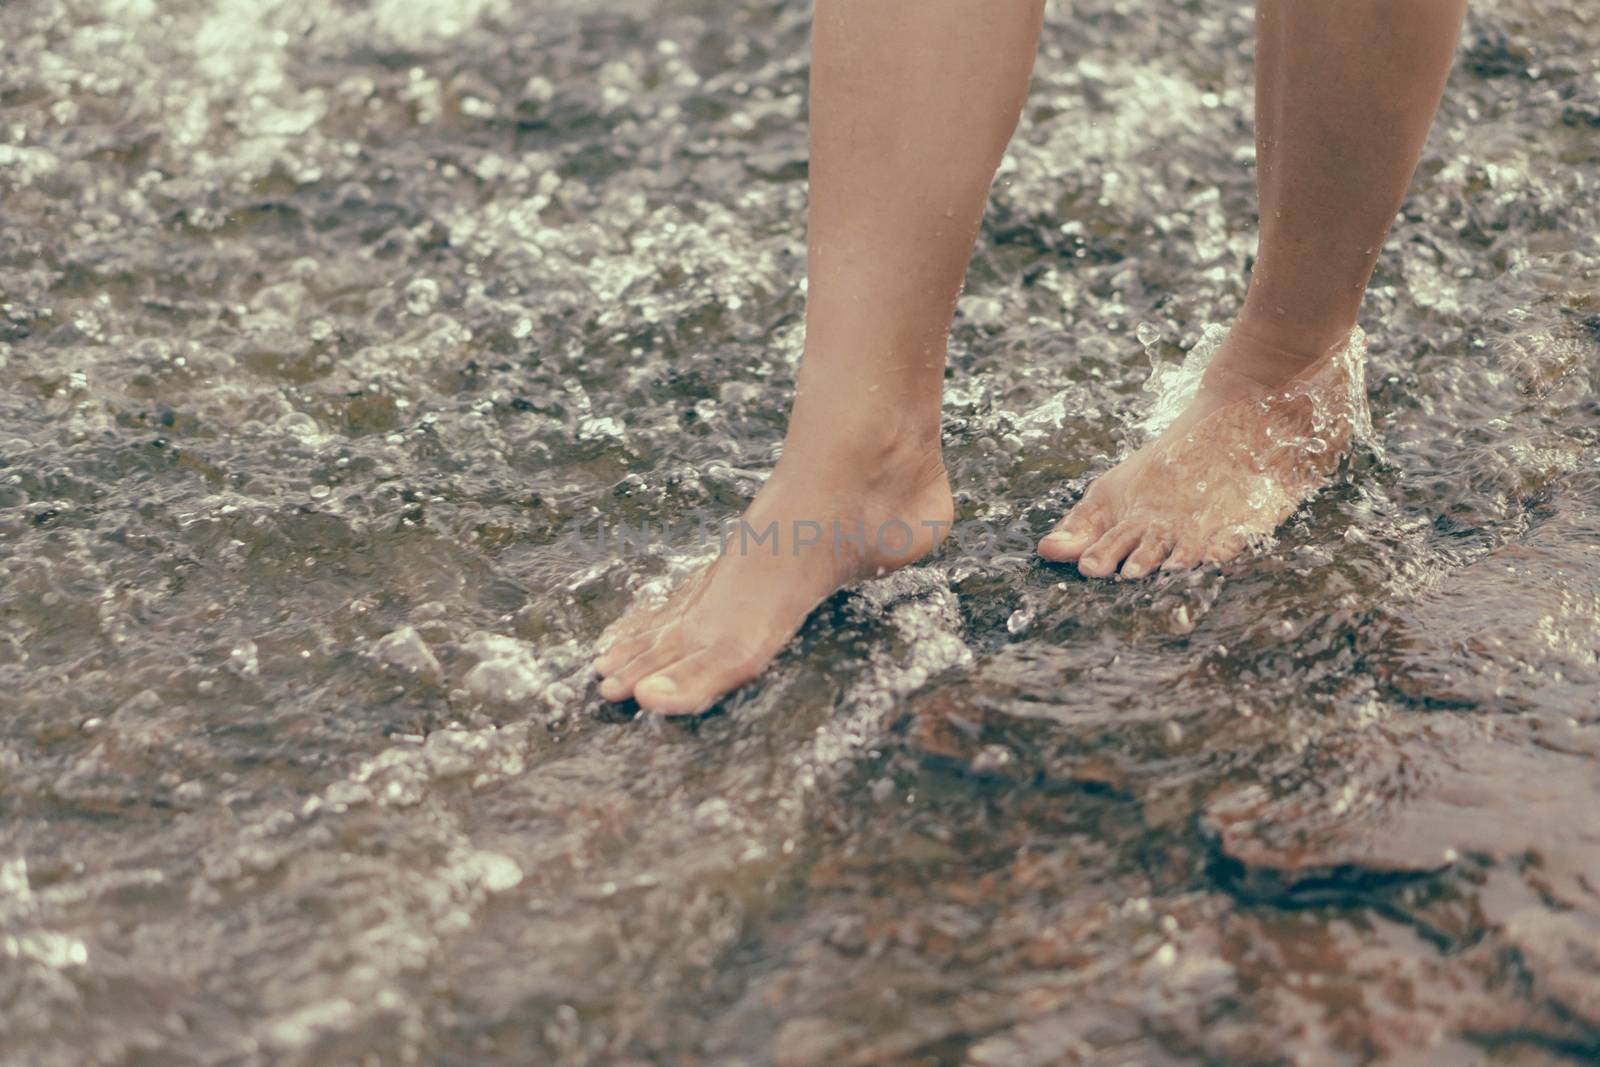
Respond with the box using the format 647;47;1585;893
595;0;1044;714
1040;0;1467;577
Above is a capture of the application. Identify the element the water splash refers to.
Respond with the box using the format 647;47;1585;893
1137;323;1230;437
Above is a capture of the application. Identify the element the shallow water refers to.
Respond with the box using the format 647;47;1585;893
3;0;1600;1063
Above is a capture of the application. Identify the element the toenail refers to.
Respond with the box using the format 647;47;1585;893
639;675;678;695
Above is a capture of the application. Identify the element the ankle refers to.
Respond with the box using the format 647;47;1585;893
1232;306;1356;361
778;411;944;486
1207;316;1355;395
756;425;951;570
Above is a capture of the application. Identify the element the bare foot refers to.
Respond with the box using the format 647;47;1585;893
593;440;953;715
1038;326;1368;578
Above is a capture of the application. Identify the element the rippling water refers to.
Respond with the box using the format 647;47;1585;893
4;0;1600;1063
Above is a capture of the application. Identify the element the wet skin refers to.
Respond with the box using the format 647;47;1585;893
595;327;1366;714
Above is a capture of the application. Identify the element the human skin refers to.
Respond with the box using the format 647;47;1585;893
596;0;1468;714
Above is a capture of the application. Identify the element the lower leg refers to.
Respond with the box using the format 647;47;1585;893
1221;0;1469;387
1042;0;1465;576
596;0;1044;713
788;0;1045;461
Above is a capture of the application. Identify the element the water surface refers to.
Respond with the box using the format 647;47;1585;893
3;0;1600;1063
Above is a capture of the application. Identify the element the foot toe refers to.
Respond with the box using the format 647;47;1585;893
1120;529;1175;579
1161;535;1207;572
593;629;660;678
598;604;661;648
1204;529;1250;564
1077;521;1144;578
634;650;750;716
1038;502;1108;562
597;580;695;654
597;672;639;702
597;632;684;703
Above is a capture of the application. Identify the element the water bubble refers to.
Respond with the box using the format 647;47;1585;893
277;412;321;440
578;416;625;441
971;746;1017;774
403;278;439;315
228;641;259;676
459;851;522;893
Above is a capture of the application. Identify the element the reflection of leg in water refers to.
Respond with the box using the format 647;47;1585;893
1041;0;1467;577
595;0;1045;714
